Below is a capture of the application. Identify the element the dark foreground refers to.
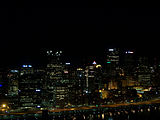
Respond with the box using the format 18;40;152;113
1;104;160;120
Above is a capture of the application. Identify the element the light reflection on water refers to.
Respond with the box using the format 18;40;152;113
2;106;160;120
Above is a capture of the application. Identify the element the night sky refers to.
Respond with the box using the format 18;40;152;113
0;1;160;67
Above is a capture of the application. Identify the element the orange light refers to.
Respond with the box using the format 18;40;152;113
2;104;6;108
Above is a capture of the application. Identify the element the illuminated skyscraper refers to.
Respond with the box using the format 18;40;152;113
19;65;45;109
121;50;137;87
46;50;69;108
7;69;19;109
123;50;135;75
75;67;86;105
85;61;102;105
105;48;119;75
104;48;120;90
136;65;151;87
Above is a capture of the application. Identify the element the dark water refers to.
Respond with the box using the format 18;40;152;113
1;106;160;120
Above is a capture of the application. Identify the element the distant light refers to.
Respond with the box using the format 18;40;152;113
96;65;102;68
22;65;32;68
65;63;70;65
22;65;27;67
93;61;97;65
128;51;134;54
36;89;41;92
2;104;6;108
77;68;83;71
11;70;18;73
64;71;69;74
126;51;134;54
107;61;111;64
102;114;104;119
109;49;114;51
0;84;2;87
137;91;144;94
130;100;134;102
37;105;41;108
28;65;32;67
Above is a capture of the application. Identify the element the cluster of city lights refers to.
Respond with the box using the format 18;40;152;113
22;65;32;68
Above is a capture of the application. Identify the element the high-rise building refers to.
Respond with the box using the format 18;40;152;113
85;61;102;105
7;69;19;109
121;50;137;88
19;65;45;109
123;50;135;75
104;48;120;90
75;67;86;105
46;50;69;108
136;65;151;88
105;48;120;76
63;62;84;106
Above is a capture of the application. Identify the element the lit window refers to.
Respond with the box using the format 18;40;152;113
109;49;114;51
37;105;41;108
28;65;32;67
35;89;41;92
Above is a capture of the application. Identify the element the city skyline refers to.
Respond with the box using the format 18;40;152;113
1;47;160;108
1;1;160;119
1;44;160;119
0;45;160;68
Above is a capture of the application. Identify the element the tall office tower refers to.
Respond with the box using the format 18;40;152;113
85;65;95;94
85;61;102;105
136;65;151;88
63;62;73;106
46;50;68;108
19;65;44;109
121;50;137;87
63;62;84;106
135;56;151;87
105;48;120;75
75;67;86;105
138;56;149;66
92;62;103;105
104;48;120;90
123;50;135;75
7;69;19;109
94;63;103;90
34;68;46;109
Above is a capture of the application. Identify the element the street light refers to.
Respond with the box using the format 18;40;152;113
2;104;6;108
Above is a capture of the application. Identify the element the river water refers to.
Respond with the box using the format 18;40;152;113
1;105;160;120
